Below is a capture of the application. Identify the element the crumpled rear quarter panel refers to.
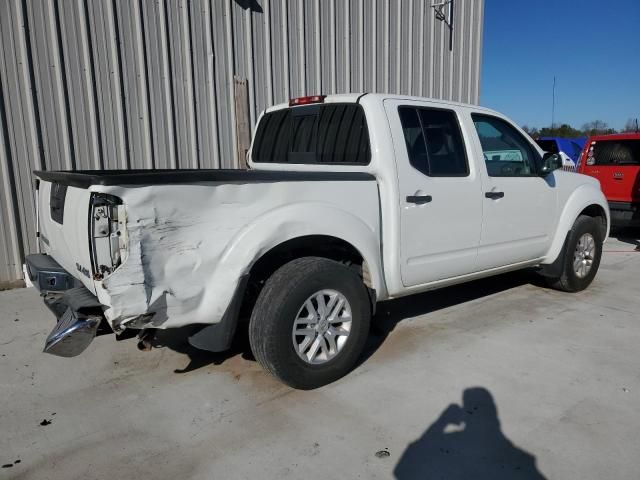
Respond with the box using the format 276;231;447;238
90;180;380;331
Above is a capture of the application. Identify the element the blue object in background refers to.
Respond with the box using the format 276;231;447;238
535;137;586;164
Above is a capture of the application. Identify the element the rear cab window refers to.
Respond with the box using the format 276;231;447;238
252;104;371;165
585;139;640;166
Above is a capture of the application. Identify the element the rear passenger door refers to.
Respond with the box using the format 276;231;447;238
470;113;557;269
385;100;483;286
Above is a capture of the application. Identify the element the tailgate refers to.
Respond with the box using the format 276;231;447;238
38;180;96;294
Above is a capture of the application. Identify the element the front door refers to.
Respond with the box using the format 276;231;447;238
385;100;483;287
470;113;557;270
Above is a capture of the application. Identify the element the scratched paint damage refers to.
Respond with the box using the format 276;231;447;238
84;180;383;332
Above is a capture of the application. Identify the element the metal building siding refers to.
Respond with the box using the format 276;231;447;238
0;0;484;285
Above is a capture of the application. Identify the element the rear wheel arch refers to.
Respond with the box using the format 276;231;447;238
239;235;378;322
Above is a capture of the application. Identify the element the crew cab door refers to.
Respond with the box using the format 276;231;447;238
384;99;482;286
469;113;557;270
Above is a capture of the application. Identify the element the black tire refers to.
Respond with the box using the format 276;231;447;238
546;215;603;292
248;257;371;389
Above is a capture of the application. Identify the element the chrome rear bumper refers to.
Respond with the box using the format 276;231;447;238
43;305;102;357
25;254;107;357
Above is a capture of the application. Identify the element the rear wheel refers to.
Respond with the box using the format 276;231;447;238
546;215;603;292
249;257;371;389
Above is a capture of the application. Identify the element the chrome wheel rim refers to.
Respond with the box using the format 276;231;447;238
292;289;352;365
573;233;596;278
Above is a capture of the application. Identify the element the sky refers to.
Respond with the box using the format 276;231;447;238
480;0;640;131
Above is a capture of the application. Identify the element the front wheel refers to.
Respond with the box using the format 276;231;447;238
546;215;603;292
249;257;371;389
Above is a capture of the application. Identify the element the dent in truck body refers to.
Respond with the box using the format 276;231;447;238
90;179;382;332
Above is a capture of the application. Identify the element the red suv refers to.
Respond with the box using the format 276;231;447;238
577;133;640;228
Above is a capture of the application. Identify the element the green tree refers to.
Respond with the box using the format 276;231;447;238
538;123;583;138
521;125;539;138
581;120;616;136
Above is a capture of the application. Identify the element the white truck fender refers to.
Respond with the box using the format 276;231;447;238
543;183;610;265
215;201;387;299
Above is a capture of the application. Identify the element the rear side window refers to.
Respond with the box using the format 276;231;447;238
586;140;640;166
252;104;371;165
398;106;469;176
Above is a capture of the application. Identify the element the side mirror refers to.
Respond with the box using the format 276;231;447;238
540;152;562;176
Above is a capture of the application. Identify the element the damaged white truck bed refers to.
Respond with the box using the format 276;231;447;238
27;93;609;389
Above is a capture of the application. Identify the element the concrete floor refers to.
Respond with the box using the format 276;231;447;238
1;234;639;480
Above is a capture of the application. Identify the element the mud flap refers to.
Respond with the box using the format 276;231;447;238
188;275;249;352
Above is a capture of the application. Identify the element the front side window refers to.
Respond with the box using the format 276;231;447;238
398;107;469;177
252;104;370;165
472;114;540;177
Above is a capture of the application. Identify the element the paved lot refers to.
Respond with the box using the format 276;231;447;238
1;233;639;480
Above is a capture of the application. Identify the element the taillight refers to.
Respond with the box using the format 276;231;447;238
586;142;596;166
289;95;326;107
90;194;127;280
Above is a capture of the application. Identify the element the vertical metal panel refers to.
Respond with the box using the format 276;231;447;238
115;0;153;169
0;0;42;266
0;83;24;284
58;0;102;170
0;0;484;284
190;0;220;168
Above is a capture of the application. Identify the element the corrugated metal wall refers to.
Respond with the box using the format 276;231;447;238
0;0;484;285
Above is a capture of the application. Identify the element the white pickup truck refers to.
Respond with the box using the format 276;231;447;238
27;93;609;389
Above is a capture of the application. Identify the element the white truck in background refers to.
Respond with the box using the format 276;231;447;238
27;93;609;389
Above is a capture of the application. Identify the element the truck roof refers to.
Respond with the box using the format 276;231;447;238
265;93;501;116
586;133;640;142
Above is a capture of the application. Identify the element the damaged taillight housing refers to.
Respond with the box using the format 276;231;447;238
90;194;127;280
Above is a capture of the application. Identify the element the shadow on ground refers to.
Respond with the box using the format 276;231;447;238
149;325;254;374
611;227;640;250
358;269;539;367
152;269;541;374
394;387;547;479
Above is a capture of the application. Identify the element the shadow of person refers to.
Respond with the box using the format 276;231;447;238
394;388;547;480
611;227;640;250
